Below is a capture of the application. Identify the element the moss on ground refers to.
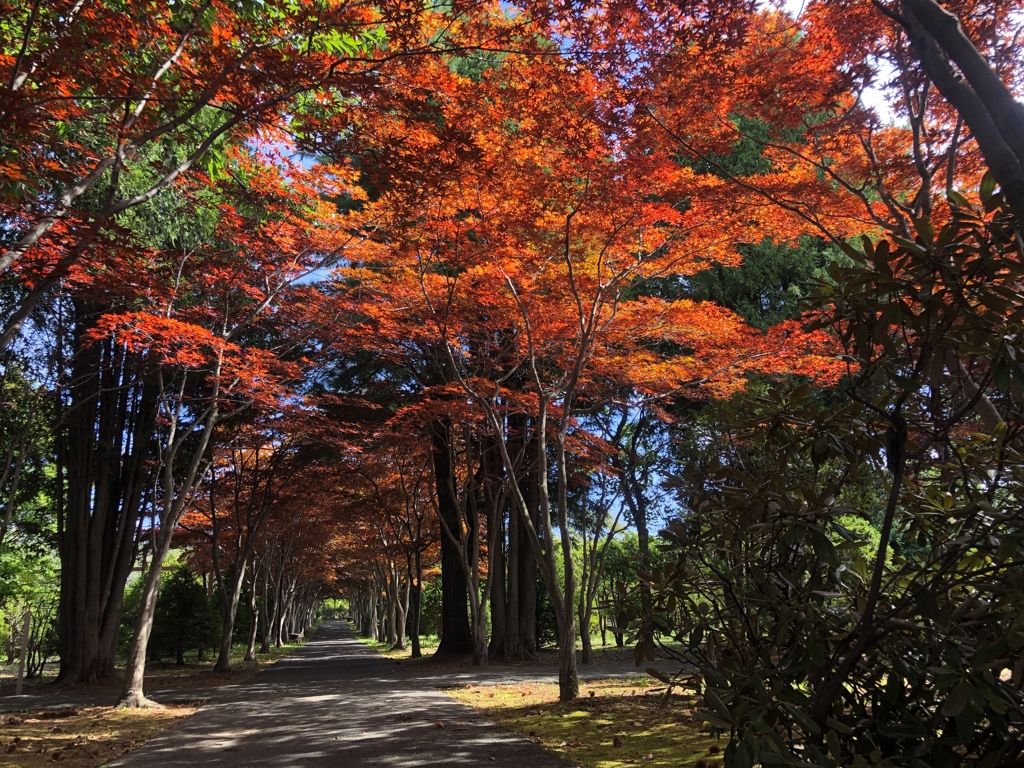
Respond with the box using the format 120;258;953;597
448;678;726;768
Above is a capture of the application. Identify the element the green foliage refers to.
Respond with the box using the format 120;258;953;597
152;567;218;664
231;586;254;644
0;545;58;670
119;577;144;656
596;533;669;644
122;567;218;664
449;50;506;82
0;361;59;672
649;188;1024;766
687;238;843;330
637;237;842;330
536;570;559;649
685;115;781;178
0;361;58;551
419;576;443;637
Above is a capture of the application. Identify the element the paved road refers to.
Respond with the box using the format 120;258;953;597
109;621;574;768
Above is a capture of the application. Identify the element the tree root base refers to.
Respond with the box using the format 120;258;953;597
118;692;164;709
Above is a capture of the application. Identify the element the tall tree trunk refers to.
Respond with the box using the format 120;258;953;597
58;311;157;688
470;586;488;667
276;577;295;646
488;503;507;659
501;418;540;661
553;434;579;701
119;529;174;707
556;605;579;701
518;464;539;658
635;514;653;642
409;551;423;658
214;560;248;673
386;567;398;646
579;601;594;664
430;420;473;654
898;0;1024;223
244;578;259;662
270;565;286;647
394;572;409;650
119;391;220;705
368;582;379;642
504;491;521;662
259;565;273;653
361;587;373;638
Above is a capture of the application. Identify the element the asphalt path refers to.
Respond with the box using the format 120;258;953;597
108;620;574;767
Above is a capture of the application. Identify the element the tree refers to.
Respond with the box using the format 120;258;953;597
57;301;160;686
102;138;360;706
654;181;1024;768
886;0;1024;223
0;0;523;350
566;439;628;664
150;567;216;666
331;40;843;699
645;1;1024;763
337;432;440;656
179;417;304;672
0;354;55;550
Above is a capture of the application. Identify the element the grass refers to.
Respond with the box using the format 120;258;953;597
356;631;639;666
356;627;722;766
356;634;441;660
0;704;196;768
448;678;725;768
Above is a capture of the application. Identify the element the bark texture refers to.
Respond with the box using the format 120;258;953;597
58;304;156;687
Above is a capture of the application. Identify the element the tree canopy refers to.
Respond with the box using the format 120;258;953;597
1;0;1023;763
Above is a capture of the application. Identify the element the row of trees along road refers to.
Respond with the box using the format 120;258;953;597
1;0;1023;763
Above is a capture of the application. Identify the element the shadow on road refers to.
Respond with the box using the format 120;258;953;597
110;621;571;768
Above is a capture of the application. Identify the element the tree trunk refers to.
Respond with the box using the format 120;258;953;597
471;591;489;667
214;560;247;673
504;488;521;662
394;574;409;651
58;309;157;687
488;505;507;659
119;532;173;708
898;0;1024;223
244;581;259;662
119;370;220;709
409;551;423;658
636;519;654;642
557;607;579;701
517;468;539;658
552;429;580;701
431;420;473;654
259;565;272;654
361;588;373;638
580;603;593;665
386;569;398;646
368;584;379;641
276;578;295;645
